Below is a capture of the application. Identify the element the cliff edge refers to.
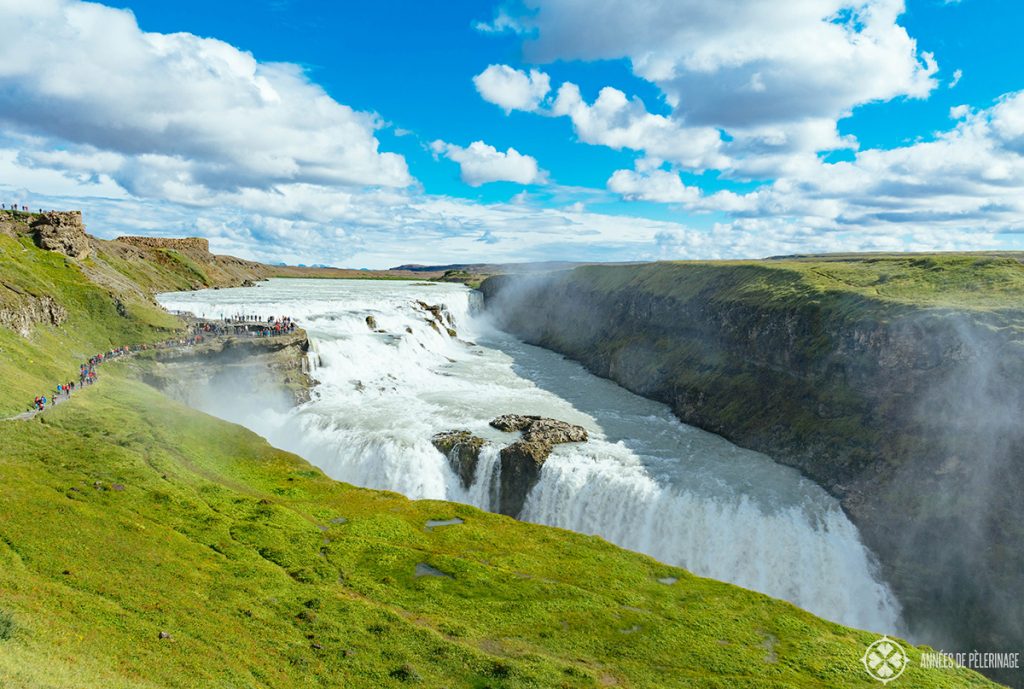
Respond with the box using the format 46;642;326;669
481;256;1024;686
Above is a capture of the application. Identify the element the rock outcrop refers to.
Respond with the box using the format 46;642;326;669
144;329;314;406
0;213;19;238
490;415;588;517
430;416;588;515
491;414;589;444
31;211;91;258
431;430;485;488
0;283;68;337
115;236;211;254
415;301;457;338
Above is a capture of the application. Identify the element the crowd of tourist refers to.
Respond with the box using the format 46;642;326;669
220;314;298;337
25;315;298;414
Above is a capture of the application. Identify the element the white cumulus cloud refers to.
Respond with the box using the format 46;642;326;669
0;0;411;195
552;83;727;170
607;168;701;204
487;1;937;176
4;0;1018;268
641;90;1024;236
431;140;548;186
473;64;551;114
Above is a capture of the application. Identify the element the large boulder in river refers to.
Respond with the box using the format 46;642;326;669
490;414;588;444
431;430;485;489
490;415;588;517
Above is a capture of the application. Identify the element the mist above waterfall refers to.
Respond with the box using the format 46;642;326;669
158;278;903;634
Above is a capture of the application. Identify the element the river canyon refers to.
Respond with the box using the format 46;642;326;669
157;278;903;635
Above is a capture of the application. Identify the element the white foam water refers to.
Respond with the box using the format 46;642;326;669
158;278;903;633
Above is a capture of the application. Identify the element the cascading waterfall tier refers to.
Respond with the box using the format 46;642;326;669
158;278;903;634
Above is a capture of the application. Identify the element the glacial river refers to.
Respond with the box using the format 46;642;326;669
158;278;902;633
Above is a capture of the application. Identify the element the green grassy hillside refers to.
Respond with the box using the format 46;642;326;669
0;226;1005;687
567;254;1024;314
0;371;997;689
0;212;273;416
0;232;180;416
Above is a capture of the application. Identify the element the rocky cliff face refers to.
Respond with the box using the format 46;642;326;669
431;430;484;489
481;265;1024;682
491;415;588;516
31;211;91;258
0;284;68;337
143;330;314;408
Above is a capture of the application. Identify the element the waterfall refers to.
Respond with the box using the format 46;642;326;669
157;278;903;635
467;289;485;315
520;449;899;631
306;339;322;372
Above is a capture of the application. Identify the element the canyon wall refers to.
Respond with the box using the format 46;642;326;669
481;261;1024;685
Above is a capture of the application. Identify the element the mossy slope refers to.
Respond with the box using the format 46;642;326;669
0;213;272;416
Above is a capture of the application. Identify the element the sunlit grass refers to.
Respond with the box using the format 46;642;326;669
0;373;997;688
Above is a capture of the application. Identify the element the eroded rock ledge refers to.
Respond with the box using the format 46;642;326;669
143;329;315;407
431;415;588;517
431;430;485;489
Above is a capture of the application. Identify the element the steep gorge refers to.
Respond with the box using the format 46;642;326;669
480;260;1024;685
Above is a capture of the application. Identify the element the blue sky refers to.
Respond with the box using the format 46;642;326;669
105;0;650;199
1;0;1023;267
